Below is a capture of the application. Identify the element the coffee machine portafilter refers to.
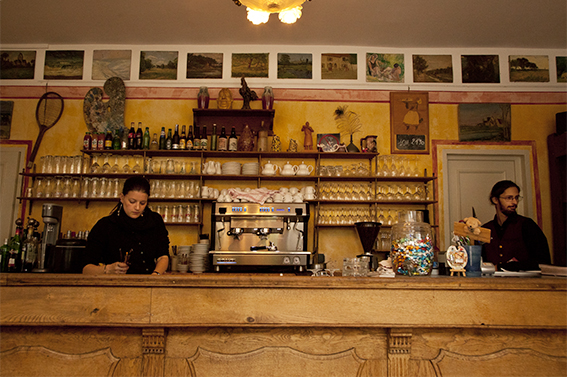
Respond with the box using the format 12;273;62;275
34;203;63;272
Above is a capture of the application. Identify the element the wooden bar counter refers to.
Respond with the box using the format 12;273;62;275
1;273;566;377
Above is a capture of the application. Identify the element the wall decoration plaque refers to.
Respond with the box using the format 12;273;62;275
390;91;429;154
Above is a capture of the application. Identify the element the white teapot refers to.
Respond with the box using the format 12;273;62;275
262;161;278;175
281;161;298;176
296;161;314;176
202;161;216;175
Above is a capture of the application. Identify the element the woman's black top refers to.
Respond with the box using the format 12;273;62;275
84;207;169;274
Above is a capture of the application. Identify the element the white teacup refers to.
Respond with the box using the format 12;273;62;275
293;193;304;202
274;194;284;203
212;188;220;199
279;187;289;193
283;193;293;202
304;186;316;195
289;187;299;195
304;193;315;200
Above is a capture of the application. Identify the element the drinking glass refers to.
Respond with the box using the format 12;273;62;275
112;179;120;198
111;155;120;173
91;177;100;198
62;178;71;198
40;156;48;173
171;205;178;222
177;205;184;222
102;154;111;173
71;177;80;198
90;156;100;174
53;156;62;174
73;155;82;175
35;178;44;197
81;178;90;198
382;155;392;177
185;205;193;223
163;206;170;222
53;176;63;198
192;204;200;222
132;156;142;174
122;155;131;173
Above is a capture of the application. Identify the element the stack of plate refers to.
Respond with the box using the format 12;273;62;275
190;243;209;273
222;161;241;175
242;162;259;175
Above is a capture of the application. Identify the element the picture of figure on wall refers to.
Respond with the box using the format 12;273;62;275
321;53;357;80
139;51;178;80
557;56;567;83
390;91;429;154
412;54;453;83
461;55;500;83
366;53;404;83
44;50;84;80
0;51;36;80
278;53;312;79
458;103;511;142
232;53;269;78
92;50;131;81
187;53;223;79
509;55;549;82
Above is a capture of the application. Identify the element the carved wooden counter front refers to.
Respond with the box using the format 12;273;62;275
1;274;566;377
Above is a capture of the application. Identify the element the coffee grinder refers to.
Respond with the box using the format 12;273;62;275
34;203;63;272
355;221;381;271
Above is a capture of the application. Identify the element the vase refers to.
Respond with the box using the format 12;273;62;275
262;86;274;110
197;86;210;109
346;134;360;152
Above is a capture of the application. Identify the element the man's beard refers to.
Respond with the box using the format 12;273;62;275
498;200;517;217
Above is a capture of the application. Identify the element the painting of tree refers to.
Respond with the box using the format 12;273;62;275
461;55;500;83
412;54;453;83
458;103;511;142
187;53;223;79
139;51;178;80
509;55;549;82
278;53;312;79
557;56;567;83
231;53;269;78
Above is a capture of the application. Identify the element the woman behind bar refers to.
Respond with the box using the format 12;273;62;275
83;176;169;275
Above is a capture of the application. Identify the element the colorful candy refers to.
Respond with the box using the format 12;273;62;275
391;235;434;276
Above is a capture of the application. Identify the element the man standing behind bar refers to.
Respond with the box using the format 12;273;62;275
482;180;551;271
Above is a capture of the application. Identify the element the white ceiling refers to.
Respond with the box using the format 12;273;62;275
1;0;566;49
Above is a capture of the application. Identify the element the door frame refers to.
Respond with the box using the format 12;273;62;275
432;140;541;250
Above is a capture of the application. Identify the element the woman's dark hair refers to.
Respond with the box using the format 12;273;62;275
489;180;520;204
122;176;150;196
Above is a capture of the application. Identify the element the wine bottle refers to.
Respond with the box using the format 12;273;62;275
166;128;173;150
22;224;38;273
200;125;208;151
104;131;113;150
7;227;22;272
83;132;91;150
228;127;238;151
193;126;201;150
143;127;151;149
172;124;180;150
0;238;9;272
136;122;143;149
128;122;136;149
210;124;218;151
150;133;159;150
179;125;187;150
187;125;194;150
218;126;228;151
159;127;166;150
112;131;121;150
120;129;128;150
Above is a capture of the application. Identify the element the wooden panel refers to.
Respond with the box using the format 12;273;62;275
149;287;567;329
0;286;152;326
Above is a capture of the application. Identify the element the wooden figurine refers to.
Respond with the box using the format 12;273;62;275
302;122;314;150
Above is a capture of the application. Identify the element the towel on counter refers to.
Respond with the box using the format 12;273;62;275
227;187;275;205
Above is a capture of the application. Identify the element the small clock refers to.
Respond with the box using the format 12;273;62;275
317;133;340;152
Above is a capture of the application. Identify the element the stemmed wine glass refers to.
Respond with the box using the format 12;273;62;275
111;155;120;173
102;154;111;173
90;155;100;173
132;156;142;174
122;155;131;173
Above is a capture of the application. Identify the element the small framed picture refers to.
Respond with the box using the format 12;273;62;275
139;51;178;80
92;50;131;80
390;91;429;154
187;53;223;79
321;53;357;80
44;50;84;80
366;53;404;82
461;55;500;83
231;53;269;78
0;51;36;79
317;133;341;152
509;55;549;82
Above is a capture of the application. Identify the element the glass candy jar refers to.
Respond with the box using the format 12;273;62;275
390;210;433;276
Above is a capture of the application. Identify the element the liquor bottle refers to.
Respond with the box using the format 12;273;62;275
210;124;218;151
193;126;201;150
104;131;113;150
120;129;128;150
172;124;180;150
7;226;22;272
128;122;136;149
218;126;228;151
200;125;208;151
187;125;194;150
22;223;39;273
83;132;92;150
150;133;159;150
179;125;187;150
143;127;151;150
159;127;166;150
136;123;143;149
97;132;105;150
90;132;98;150
228;127;238;151
0;238;9;272
112;131;121;150
165;128;173;150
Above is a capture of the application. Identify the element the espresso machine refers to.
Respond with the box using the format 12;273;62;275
34;203;63;272
211;202;310;272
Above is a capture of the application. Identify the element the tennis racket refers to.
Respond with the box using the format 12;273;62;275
27;92;64;169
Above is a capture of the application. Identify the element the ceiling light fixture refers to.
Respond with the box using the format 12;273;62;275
232;0;311;25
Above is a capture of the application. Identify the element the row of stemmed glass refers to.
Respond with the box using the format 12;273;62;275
151;204;200;223
40;155;83;174
150;180;200;199
376;183;426;201
318;182;373;201
317;207;402;226
376;155;421;177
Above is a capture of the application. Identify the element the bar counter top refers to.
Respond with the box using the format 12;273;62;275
1;273;566;376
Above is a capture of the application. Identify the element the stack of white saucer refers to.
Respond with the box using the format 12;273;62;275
190;243;209;273
222;161;241;175
242;162;259;175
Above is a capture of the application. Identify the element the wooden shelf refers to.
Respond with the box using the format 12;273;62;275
193;108;275;136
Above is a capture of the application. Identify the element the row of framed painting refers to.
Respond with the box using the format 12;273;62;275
1;49;566;84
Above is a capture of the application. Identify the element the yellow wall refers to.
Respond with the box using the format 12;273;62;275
2;88;565;267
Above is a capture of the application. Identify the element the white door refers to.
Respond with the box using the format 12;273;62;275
0;145;26;242
442;149;533;249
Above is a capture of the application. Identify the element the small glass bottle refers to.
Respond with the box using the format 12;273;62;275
390;210;433;276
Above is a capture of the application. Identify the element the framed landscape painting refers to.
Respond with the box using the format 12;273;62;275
366;53;404;83
44;50;84;80
0;51;36;79
458;103;511;142
139;51;178;80
321;53;357;80
461;55;500;83
92;50;131;80
509;55;549;82
557;56;567;82
278;53;312;79
231;53;269;78
412;54;453;83
187;53;223;79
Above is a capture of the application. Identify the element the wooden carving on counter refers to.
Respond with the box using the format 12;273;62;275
83;76;126;134
239;76;257;109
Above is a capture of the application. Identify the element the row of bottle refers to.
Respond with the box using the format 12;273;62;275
0;218;40;273
83;123;239;152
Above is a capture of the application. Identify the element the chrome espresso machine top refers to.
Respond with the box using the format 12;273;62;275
211;202;310;272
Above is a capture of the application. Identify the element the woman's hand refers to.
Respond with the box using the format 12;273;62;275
106;262;130;274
